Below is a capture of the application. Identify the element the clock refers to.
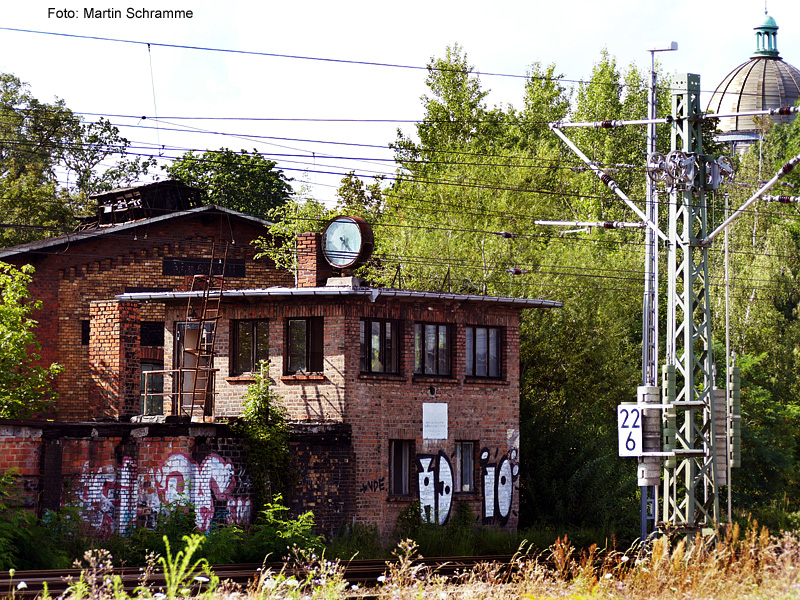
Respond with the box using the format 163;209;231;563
321;216;374;269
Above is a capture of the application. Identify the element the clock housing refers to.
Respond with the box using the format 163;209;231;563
321;216;374;269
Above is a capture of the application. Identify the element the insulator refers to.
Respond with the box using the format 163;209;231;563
600;173;613;186
600;120;614;128
498;231;515;238
780;160;798;177
507;268;525;275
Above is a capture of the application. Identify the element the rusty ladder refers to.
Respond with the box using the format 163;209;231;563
181;243;227;420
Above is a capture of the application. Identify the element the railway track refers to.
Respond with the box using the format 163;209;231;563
0;555;518;598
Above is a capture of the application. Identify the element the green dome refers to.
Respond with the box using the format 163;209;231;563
759;13;778;29
753;12;779;57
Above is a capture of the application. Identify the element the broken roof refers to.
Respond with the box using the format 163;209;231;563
0;205;271;260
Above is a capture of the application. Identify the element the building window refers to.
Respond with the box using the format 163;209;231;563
414;323;451;376
286;317;324;373
141;362;164;415
232;320;269;375
141;321;165;347
465;326;501;378
454;441;475;493
81;320;90;346
360;319;400;373
389;439;413;496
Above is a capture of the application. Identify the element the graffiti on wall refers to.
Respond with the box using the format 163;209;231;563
414;447;518;526
79;457;138;534
78;451;251;534
360;476;386;494
480;447;519;525
418;450;453;525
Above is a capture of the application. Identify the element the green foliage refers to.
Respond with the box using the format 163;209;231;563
254;198;334;278
0;73;155;246
324;522;385;560
237;498;323;562
0;262;62;418
230;363;290;509
158;535;217;600
0;470;89;569
100;494;197;567
164;148;292;218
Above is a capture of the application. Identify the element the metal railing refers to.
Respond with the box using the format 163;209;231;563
142;368;218;417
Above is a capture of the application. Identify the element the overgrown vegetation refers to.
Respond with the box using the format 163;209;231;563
229;363;291;510
10;521;800;600
0;262;62;419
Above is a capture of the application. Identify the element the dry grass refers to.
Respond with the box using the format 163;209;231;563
11;523;800;600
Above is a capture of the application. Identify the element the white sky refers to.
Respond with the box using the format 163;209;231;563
2;0;798;204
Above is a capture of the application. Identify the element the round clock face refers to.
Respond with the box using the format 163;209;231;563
321;216;373;269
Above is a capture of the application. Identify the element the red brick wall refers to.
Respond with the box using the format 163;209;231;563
296;232;332;287
0;421;354;539
6;213;293;420
165;294;523;537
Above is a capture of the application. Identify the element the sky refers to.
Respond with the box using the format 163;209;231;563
2;0;798;205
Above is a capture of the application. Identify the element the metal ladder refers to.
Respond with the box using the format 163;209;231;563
181;243;227;420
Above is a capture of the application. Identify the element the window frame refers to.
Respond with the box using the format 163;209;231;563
413;322;451;377
454;441;476;494
231;319;270;376
360;319;401;374
465;325;502;379
285;317;324;374
389;439;414;497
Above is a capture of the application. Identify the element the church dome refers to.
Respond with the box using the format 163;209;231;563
707;12;800;143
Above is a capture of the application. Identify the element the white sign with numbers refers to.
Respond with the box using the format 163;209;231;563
617;404;643;457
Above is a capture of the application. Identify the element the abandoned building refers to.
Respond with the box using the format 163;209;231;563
0;189;562;539
0;180;291;421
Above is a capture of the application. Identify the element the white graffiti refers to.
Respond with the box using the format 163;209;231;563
415;447;518;526
78;457;138;534
77;452;251;534
416;451;454;526
150;452;240;531
480;447;519;525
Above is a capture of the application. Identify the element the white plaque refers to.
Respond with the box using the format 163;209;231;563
617;403;643;457
422;403;448;439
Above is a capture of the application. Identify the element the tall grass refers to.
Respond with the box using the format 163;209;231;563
19;520;800;600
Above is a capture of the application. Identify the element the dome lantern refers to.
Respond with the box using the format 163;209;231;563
753;12;779;58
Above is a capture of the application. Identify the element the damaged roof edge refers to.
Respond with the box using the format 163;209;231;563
0;204;273;259
116;286;563;309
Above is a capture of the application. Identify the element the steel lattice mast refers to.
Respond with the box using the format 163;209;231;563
661;74;720;531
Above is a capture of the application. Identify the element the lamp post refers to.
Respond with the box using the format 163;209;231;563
641;41;678;541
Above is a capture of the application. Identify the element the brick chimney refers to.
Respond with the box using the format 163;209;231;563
296;232;333;287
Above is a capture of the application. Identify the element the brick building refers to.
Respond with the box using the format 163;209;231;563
0;190;562;539
0;180;292;420
113;232;561;537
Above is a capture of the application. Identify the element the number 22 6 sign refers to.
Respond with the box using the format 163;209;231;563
617;404;642;457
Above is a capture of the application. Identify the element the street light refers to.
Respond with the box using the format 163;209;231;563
641;41;678;542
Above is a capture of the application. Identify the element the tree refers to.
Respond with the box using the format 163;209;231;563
0;263;62;418
165;148;293;218
0;73;155;247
